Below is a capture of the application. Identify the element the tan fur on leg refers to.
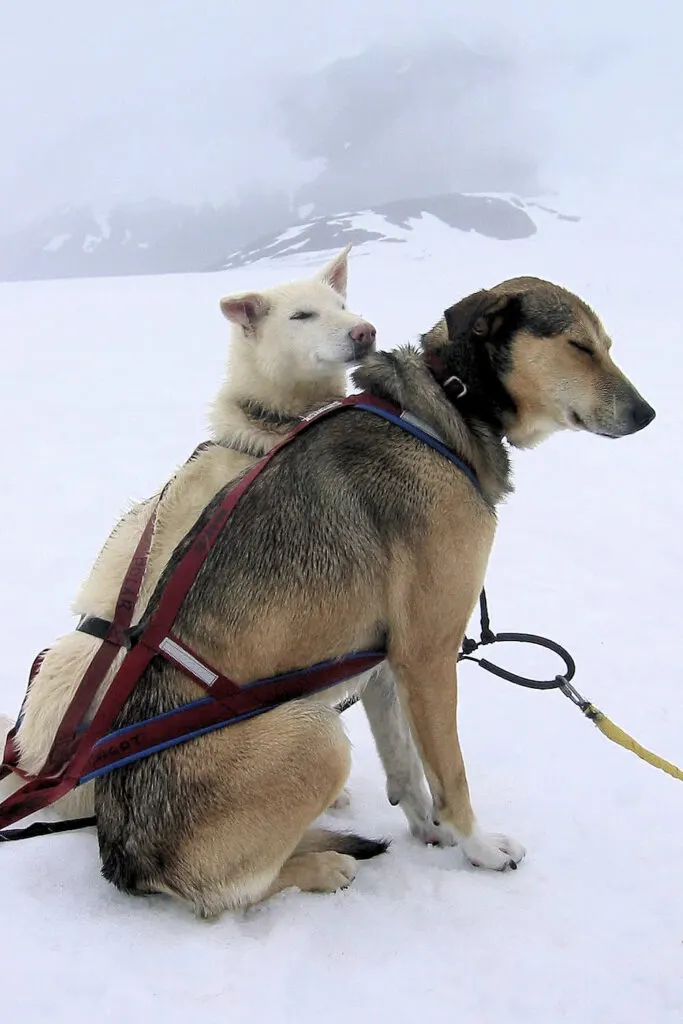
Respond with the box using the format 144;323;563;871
96;703;384;917
259;851;358;901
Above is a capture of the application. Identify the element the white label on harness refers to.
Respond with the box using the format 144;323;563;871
158;637;219;688
300;400;342;422
400;410;447;446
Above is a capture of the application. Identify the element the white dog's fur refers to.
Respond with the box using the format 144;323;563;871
0;246;373;818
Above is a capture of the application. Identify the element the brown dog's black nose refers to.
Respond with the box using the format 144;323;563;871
627;397;656;433
350;321;377;355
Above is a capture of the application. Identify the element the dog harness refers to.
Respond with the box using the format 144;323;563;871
4;386;678;842
0;392;481;832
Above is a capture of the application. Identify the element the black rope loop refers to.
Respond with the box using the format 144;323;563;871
458;591;576;690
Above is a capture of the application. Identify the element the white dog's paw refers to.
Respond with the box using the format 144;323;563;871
386;777;455;847
410;817;458;848
328;787;351;812
460;830;526;871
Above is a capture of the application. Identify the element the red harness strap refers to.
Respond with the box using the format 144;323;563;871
0;394;399;831
0;509;158;783
1;649;48;781
1;439;217;789
80;647;386;782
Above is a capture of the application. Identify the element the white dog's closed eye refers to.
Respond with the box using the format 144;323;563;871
290;311;318;321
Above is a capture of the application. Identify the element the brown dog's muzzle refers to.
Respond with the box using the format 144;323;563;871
622;392;656;435
583;378;656;438
607;376;656;437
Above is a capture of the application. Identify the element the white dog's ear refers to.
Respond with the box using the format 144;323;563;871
318;244;352;298
220;292;269;328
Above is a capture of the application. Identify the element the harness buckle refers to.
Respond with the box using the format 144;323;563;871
76;616;133;650
558;677;589;708
443;375;468;400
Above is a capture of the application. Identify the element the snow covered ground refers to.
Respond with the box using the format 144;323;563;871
0;193;681;1023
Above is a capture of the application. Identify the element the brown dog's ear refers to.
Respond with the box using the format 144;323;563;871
444;291;522;345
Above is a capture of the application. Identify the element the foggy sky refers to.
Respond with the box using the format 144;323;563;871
0;0;680;227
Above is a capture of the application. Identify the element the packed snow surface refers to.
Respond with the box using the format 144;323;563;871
0;193;681;1023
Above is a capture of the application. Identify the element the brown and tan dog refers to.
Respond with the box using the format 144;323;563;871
358;277;657;846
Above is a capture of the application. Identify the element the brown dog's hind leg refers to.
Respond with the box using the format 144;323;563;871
258;847;357;903
390;649;525;871
138;702;387;918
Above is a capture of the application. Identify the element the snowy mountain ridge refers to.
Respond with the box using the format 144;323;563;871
0;192;578;282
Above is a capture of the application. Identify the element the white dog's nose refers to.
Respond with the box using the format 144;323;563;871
349;321;376;353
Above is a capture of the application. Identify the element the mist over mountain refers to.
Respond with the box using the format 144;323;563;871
0;5;678;283
0;36;566;282
280;39;541;214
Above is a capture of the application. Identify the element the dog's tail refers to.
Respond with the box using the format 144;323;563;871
295;828;390;860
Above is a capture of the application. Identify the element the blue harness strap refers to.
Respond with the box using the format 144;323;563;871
353;402;480;492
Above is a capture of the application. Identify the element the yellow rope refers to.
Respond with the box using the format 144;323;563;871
583;705;683;782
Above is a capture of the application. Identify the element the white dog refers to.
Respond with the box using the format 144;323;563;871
1;245;375;819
